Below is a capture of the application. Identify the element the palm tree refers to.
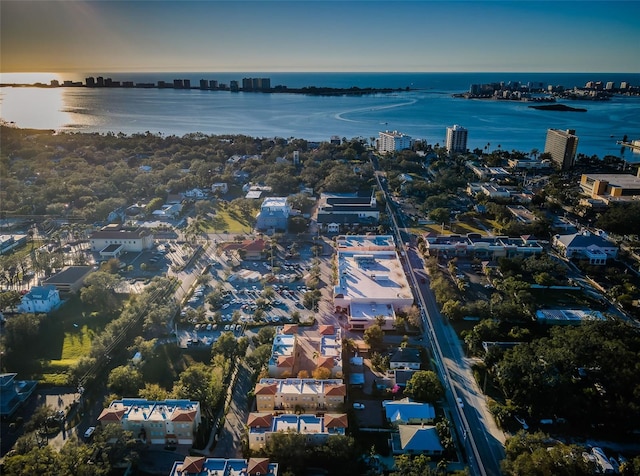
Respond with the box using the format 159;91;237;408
530;148;539;160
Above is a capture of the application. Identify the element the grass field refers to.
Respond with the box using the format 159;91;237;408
33;296;123;383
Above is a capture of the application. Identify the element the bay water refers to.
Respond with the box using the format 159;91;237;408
1;72;639;160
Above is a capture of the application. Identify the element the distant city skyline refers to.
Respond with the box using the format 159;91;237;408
1;1;639;74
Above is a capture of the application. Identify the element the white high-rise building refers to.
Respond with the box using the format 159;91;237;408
378;130;412;153
446;124;468;154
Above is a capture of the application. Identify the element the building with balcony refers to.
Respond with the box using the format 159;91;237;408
446;124;468;154
170;457;279;476
267;326;298;378
544;128;579;170
98;398;201;445
247;412;347;451
254;378;346;413
378;130;412;153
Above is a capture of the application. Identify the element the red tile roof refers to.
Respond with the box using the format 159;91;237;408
324;384;346;396
179;456;206;473
247;457;271;476
324;413;348;428
97;407;125;422
247;413;273;428
254;383;278;395
171;409;197;422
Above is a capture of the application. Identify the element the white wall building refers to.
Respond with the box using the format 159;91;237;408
446;124;468;153
18;285;61;313
378;130;412;153
333;235;413;331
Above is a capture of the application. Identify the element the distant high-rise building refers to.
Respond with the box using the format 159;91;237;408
544;129;579;170
173;79;183;89
378;130;412;153
446;124;468;154
259;78;271;90
96;76;104;87
605;82;615;90
200;79;208;89
620;81;629;90
230;80;239;92
209;80;218;89
183;79;191;89
242;78;253;90
85;77;95;87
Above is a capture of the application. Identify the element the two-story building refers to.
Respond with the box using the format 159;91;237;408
17;285;61;313
552;231;618;265
89;225;154;256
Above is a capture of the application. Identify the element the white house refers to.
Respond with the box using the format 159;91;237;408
18;285;61;313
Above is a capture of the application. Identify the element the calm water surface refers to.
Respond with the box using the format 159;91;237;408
1;72;639;160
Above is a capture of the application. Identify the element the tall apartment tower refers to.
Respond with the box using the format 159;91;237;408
378;130;412;153
446;124;468;154
544;128;579;170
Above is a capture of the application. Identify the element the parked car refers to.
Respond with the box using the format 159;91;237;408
456;397;464;408
353;402;365;410
84;426;96;439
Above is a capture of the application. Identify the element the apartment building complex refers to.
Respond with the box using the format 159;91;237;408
378;130;412;153
446;124;468;153
544;128;579;170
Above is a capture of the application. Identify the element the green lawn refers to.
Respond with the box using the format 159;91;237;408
203;207;253;234
32;296;122;383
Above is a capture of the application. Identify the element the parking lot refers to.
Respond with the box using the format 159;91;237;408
177;247;316;348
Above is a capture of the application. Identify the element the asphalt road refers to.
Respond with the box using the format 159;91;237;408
406;245;506;476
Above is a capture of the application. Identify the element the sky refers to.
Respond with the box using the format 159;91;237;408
1;0;640;73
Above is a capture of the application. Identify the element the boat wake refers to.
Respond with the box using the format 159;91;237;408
334;99;418;122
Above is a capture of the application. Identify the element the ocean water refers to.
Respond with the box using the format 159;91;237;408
1;72;639;160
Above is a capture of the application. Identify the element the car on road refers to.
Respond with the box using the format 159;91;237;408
84;426;96;439
353;402;365;410
456;397;464;408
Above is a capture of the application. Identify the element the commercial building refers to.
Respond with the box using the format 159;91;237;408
446;124;468;154
43;265;94;294
254;378;346;413
333;235;413;330
378;130;412;153
247;412;347;451
423;233;543;259
544;128;579;170
552;231;618;264
579;172;640;204
89;224;154;254
255;197;290;232
169;457;279;476
535;309;606;325
0;234;27;255
315;192;380;233
98;398;201;445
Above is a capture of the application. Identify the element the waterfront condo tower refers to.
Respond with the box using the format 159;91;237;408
446;124;468;154
378;130;412;153
544;128;579;170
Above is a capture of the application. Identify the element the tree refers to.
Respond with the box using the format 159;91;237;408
0;290;22;310
138;383;170;401
390;454;440;476
80;271;120;310
363;324;384;351
108;365;143;396
172;362;223;416
404;370;444;404
312;367;331;380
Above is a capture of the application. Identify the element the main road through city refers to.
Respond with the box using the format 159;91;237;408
374;168;506;476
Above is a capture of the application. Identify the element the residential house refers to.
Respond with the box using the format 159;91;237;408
389;347;421;370
18;285;61;313
389;425;444;456
383;398;436;425
0;373;38;418
211;182;228;194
